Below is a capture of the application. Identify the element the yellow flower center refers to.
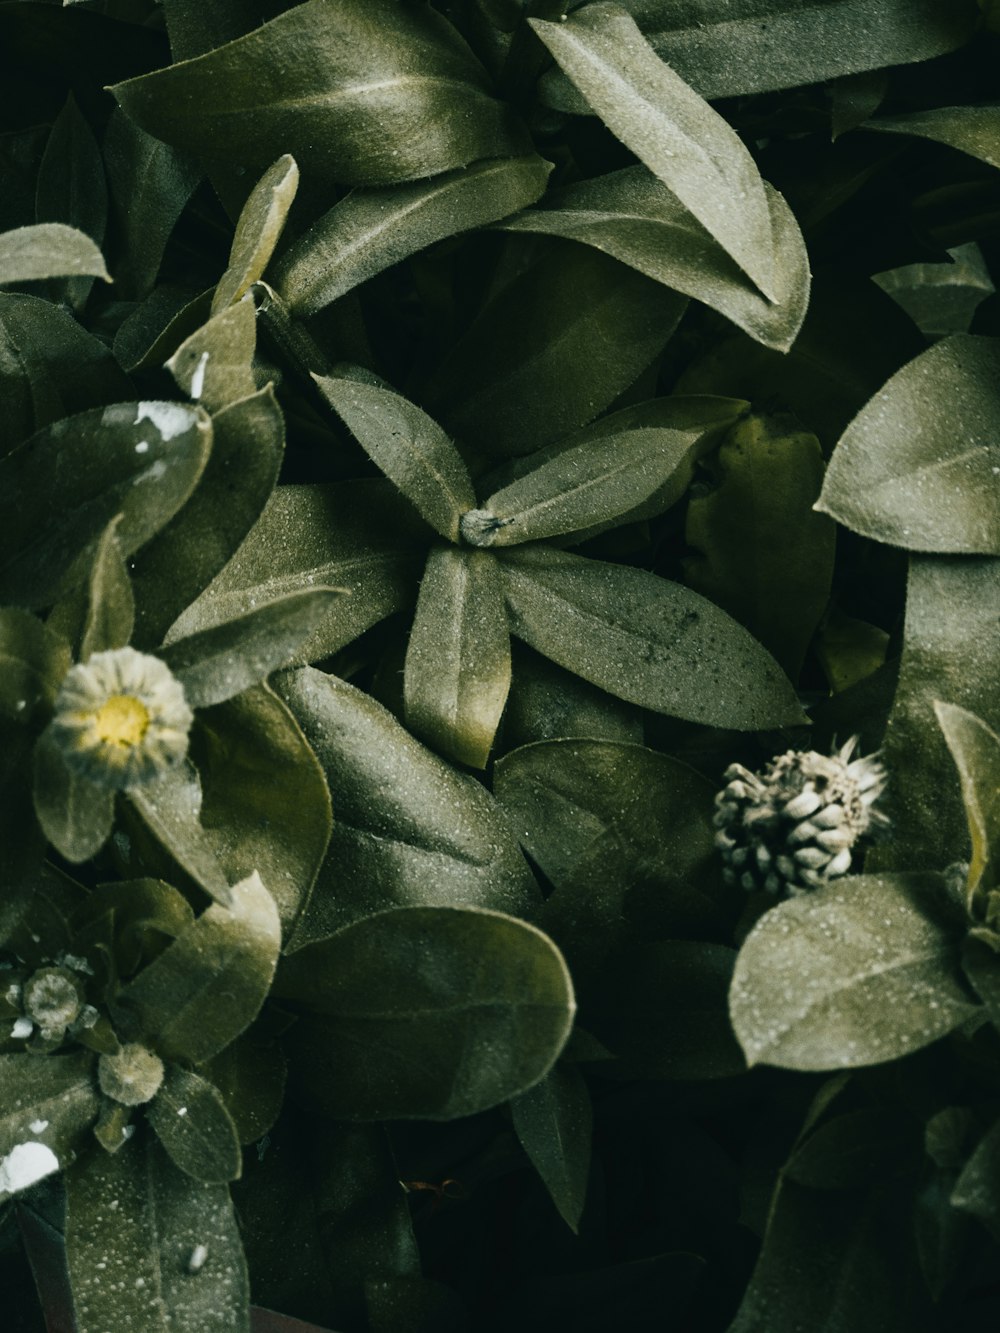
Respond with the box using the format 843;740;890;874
92;694;150;748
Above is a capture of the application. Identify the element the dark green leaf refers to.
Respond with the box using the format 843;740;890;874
830;69;888;141
0;607;71;724
166;298;258;414
510;1061;592;1232
817;336;1000;554
71;878;196;979
785;1108;919;1190
125;762;235;909
33;728;115;864
500;164;808;352
935;702;1000;909
0;723;45;946
0;400;212;609
35;93;107;310
531;4;782;300
203;1033;286;1146
313;376;474;542
867;106;1000;173
423;242;687;457
114;871;281;1065
65;1134;250;1333
213;154;299;314
498;545;806;728
729;873;978;1071
80;516;135;661
110;0;520;188
0;223;109;285
274;667;540;943
873;242;994;342
404;544;511;769
147;1067;242;1184
277;905;575;1120
161;588;345;709
0;1051;99;1193
501;646;644;750
274;154;552;314
952;1115;1000;1241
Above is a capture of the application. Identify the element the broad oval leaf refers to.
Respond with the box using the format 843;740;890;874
274;667;540;943
729;873;979;1071
935;702;1000;908
213;154;299;314
276;905;575;1120
817;336;1000;554
0;400;212;609
274;154;553;315
531;4;779;299
0;1050;100;1191
498;546;806;729
110;0;520;188
0;223;109;285
500;165;809;352
147;1066;243;1184
313;376;474;542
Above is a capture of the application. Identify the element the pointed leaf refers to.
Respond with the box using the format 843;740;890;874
213;154;299;314
0;1051;99;1192
35;93;107;310
80;516;134;660
867;106;1000;173
0;608;71;724
276;905;575;1120
0;223;109;286
531;4;779;299
166;298;258;414
935;702;1000;906
126;762;235;909
313;376;474;542
274;154;552;314
729;873;979;1071
817;336;1000;554
952;1116;1000;1241
500;165;809;352
147;1067;242;1184
404;543;511;768
498;546;806;728
33;728;114;864
510;1061;591;1232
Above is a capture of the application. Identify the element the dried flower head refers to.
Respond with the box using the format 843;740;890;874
50;647;193;790
714;738;888;898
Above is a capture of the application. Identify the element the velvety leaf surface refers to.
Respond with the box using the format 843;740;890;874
404;543;511;769
147;1066;243;1184
33;729;115;864
65;1135;249;1333
510;1062;592;1233
111;0;520;188
113;871;281;1065
0;223;108;285
498;546;806;728
0;1051;100;1190
867;106;1000;173
274;667;539;943
0;607;71;723
166;298;258;414
730;873;978;1071
0;400;212;609
80;517;134;660
500;166;809;352
817;336;1000;554
213;154;299;314
125;762;235;908
936;703;1000;909
276;905;575;1120
275;154;552;314
423;242;687;457
204;1033;286;1146
531;4;781;300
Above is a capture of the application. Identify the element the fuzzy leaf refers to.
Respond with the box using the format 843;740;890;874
0;608;71;724
817;336;1000;554
510;1062;592;1232
126;762;235;909
935;702;1000;907
147;1066;243;1184
0;1051;100;1192
80;517;134;660
0;223;109;285
276;905;575;1120
867;106;1000;173
213;154;299;314
275;154;552;314
166;299;258;414
729;873;978;1071
33;728;115;864
498;546;806;729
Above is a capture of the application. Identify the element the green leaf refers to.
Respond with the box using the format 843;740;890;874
166;298;258;414
71;878;196;980
867;106;1000;173
160;588;345;709
114;871;281;1066
0;400;212;609
103;108;202;301
192;684;333;936
32;728;115;864
203;1033;286;1146
498;545;806;728
125;762;235;910
110;0;520;188
0;1051;99;1193
729;873;978;1071
952;1115;1000;1242
817;336;1000;554
531;4;781;300
785;1108;917;1190
935;703;1000;909
313;376;474;542
274;667;540;943
147;1067;242;1184
35;93;107;310
0;223;109;285
501;645;644;751
510;1062;592;1232
500;165;809;352
0;723;45;946
129;386;284;650
65;1135;250;1333
0;607;71;724
274;154;552;314
167;481;423;662
213;154;299;314
277;905;575;1120
404;544;510;769
423;241;687;457
80;517;135;661
684;414;835;677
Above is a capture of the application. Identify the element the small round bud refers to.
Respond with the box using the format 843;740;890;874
98;1043;165;1106
23;968;84;1036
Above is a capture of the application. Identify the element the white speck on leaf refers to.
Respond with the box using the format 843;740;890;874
0;1142;60;1196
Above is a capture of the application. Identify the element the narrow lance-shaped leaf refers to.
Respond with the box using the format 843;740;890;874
213;153;299;313
404;544;511;769
0;223;109;285
531;3;779;299
80;516;134;661
866;106;1000;173
35;93;107;310
935;702;1000;908
314;375;474;542
510;1062;592;1233
274;154;553;314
